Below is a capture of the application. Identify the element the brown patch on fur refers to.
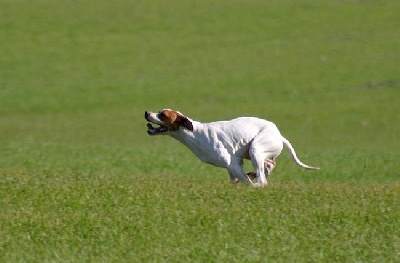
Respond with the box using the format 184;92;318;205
159;110;193;132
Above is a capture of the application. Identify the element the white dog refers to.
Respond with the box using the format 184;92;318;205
145;109;319;187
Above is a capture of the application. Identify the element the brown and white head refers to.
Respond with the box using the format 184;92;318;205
145;109;193;135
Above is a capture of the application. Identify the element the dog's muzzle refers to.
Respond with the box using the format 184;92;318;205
145;111;168;135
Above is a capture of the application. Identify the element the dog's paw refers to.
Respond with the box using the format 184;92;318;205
246;172;257;180
252;182;268;188
230;178;240;184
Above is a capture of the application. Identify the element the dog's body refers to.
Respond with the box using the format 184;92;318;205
145;109;319;187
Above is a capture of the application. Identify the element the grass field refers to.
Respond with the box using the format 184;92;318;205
1;0;399;262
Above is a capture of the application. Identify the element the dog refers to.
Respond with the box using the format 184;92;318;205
145;109;319;187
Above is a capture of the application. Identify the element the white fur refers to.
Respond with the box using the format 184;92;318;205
145;109;319;187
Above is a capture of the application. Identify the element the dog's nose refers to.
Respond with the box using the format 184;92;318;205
144;111;149;119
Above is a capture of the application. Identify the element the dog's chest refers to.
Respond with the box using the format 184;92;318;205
186;139;233;167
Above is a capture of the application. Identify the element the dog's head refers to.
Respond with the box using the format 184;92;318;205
145;109;193;135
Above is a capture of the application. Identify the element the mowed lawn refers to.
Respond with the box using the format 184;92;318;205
0;0;399;262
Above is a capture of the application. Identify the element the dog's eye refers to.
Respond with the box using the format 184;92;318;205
158;112;166;119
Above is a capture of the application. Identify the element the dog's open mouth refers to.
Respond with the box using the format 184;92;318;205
147;123;168;135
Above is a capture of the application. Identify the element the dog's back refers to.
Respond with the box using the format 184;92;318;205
205;117;281;142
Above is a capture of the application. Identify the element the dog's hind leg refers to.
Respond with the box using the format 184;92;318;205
247;159;276;182
249;151;268;186
249;131;283;187
264;159;276;179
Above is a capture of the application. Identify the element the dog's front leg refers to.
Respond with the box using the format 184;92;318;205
227;161;252;185
229;172;240;184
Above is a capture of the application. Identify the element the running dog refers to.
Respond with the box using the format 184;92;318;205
145;109;319;187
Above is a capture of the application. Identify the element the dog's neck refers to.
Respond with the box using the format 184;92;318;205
170;120;202;143
169;120;217;163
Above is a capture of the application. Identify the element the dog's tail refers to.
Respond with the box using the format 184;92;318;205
282;137;320;170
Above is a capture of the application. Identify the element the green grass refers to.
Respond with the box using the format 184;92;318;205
1;0;399;261
1;172;399;262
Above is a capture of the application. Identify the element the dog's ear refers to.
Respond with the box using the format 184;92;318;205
180;117;193;132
